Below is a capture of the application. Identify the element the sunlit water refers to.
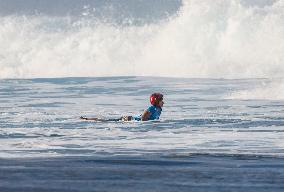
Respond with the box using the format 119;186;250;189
1;76;284;191
1;77;283;158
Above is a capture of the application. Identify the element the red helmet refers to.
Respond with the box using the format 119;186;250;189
150;93;163;105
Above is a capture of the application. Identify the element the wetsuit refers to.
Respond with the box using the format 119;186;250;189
80;105;162;122
133;105;162;121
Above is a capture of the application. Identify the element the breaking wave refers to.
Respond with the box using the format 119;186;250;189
0;0;283;79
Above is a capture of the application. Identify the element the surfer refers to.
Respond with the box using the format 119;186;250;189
80;93;164;121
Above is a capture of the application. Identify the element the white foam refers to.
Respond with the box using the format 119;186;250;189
228;79;284;100
0;0;283;79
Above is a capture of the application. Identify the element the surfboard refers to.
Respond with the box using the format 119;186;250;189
80;116;121;122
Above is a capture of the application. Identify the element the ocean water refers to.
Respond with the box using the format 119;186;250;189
0;0;284;191
0;77;284;191
0;76;284;158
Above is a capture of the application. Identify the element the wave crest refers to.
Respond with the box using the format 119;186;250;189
0;0;283;79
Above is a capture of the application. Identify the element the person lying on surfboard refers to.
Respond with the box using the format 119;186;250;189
80;93;164;121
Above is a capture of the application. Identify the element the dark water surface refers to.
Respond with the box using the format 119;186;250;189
1;154;284;192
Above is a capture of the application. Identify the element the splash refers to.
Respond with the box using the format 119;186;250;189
227;79;284;100
0;0;283;79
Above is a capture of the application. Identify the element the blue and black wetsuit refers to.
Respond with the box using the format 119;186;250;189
133;105;162;121
81;104;162;122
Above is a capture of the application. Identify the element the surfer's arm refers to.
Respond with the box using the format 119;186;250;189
80;116;102;121
141;110;151;121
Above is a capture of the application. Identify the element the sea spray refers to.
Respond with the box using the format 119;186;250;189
0;0;283;79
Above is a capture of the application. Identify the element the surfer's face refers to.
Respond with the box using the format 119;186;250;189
158;100;164;107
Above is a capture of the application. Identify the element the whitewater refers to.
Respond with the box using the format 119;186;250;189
0;0;283;79
0;0;284;191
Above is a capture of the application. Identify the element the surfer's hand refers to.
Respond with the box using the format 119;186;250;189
122;116;132;121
